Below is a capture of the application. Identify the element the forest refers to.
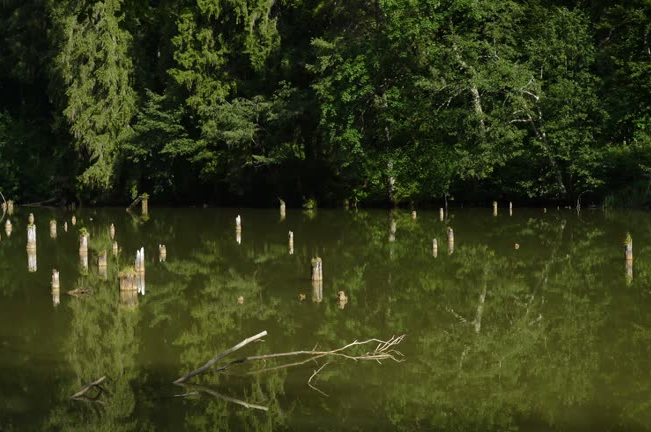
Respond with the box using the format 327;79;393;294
0;0;650;207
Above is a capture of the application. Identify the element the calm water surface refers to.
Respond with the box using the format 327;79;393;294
1;207;651;431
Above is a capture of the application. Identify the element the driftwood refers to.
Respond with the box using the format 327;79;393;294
71;376;107;404
174;331;405;386
175;383;268;411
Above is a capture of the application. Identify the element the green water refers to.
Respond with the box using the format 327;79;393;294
1;207;651;431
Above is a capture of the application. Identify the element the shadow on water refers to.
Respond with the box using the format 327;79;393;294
1;207;651;430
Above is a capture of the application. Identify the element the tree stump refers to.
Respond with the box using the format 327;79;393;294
50;220;57;238
311;257;323;281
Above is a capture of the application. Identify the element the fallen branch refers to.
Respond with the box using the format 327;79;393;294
20;197;58;208
174;330;267;383
71;376;107;404
175;332;405;386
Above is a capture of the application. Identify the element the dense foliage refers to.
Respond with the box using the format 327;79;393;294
0;0;649;206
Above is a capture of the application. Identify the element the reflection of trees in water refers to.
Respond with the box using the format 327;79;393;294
28;209;651;431
44;266;145;432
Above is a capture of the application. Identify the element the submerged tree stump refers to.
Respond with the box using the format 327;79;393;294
52;269;60;290
279;199;286;220
447;227;454;255
26;224;36;250
119;270;138;291
98;251;108;279
311;257;323;282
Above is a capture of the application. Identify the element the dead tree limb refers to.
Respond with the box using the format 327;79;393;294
174;330;268;383
308;362;331;397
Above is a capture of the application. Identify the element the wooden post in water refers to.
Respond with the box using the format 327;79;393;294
71;215;76;226
412;210;417;220
493;201;497;217
52;269;60;306
5;219;12;237
279;199;286;221
135;247;145;295
439;208;444;221
79;231;89;272
389;211;397;242
288;231;294;255
98;251;108;280
27;224;37;272
433;239;438;258
113;241;119;257
52;269;60;290
109;223;115;239
64;221;68;232
50;220;57;239
312;280;323;303
235;215;242;244
447;227;454;255
159;244;167;262
119;269;139;306
625;233;633;284
27;224;37;249
543;208;547;214
509;201;513;216
7;200;13;215
28;213;34;225
311;257;323;282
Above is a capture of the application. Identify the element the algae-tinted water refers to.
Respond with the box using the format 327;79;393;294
1;207;650;431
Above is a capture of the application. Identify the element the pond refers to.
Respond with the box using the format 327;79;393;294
1;206;650;431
